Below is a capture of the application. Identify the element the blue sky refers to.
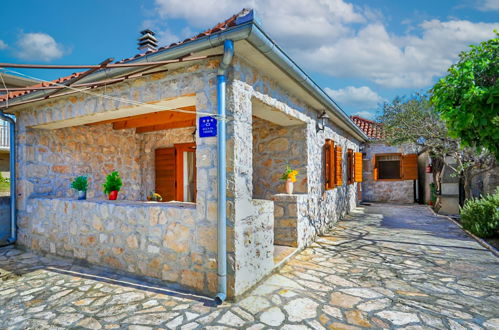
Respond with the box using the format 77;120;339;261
1;0;498;119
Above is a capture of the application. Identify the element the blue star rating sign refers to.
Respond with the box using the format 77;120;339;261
199;116;217;138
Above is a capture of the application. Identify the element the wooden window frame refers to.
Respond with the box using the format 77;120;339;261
324;139;335;190
155;142;197;203
335;145;343;186
347;149;354;184
373;153;405;181
174;143;197;202
354;152;363;183
373;152;417;181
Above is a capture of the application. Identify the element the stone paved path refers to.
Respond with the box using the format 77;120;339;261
1;203;498;329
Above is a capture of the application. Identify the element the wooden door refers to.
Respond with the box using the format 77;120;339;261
155;148;176;201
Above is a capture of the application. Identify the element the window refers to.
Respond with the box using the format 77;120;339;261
155;143;196;202
373;153;418;181
354;152;363;182
335;145;343;186
377;154;401;179
324;139;335;190
347;149;354;184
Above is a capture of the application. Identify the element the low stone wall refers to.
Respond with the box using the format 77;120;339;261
25;197;217;295
232;199;274;296
273;194;311;248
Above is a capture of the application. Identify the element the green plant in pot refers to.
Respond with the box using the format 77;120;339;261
71;176;88;200
103;171;122;200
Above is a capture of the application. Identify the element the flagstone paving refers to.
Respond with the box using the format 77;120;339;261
0;203;498;329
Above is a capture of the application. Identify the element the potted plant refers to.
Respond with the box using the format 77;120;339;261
103;171;122;200
280;165;299;194
147;191;163;202
71;176;88;200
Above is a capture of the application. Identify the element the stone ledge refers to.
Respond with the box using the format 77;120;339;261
28;196;196;209
272;193;308;202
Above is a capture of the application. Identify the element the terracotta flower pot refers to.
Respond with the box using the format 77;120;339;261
109;190;119;200
285;179;294;194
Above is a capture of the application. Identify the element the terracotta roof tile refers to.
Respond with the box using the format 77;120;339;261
0;9;248;103
351;115;383;139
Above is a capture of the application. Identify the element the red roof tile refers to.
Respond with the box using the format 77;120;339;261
0;9;248;103
351;115;383;139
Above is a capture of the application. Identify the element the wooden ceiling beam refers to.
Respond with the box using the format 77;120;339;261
136;119;196;133
112;108;196;130
86;105;196;127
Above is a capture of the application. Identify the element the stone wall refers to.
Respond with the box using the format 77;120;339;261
12;54;364;299
225;57;362;295
20;124;142;201
272;194;310;248
25;197;218;295
252;117;307;199
231;199;274;295
14;60;222;296
362;142;417;204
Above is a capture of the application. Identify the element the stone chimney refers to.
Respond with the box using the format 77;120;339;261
138;29;158;52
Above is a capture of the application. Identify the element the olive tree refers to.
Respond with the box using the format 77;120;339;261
431;32;499;160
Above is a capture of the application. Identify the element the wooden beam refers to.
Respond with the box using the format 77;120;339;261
0;54;222;70
136;119;196;133
86;105;196;127
112;108;196;130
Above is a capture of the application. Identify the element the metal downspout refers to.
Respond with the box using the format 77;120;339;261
214;39;234;305
0;111;16;244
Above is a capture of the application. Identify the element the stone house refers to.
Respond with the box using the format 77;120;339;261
351;116;419;204
0;9;369;300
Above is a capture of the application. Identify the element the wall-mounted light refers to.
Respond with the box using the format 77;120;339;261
316;111;328;133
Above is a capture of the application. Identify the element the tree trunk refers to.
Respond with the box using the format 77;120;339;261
463;168;474;202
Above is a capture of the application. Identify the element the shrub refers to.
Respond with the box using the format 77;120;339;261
70;176;88;191
102;171;122;194
460;188;499;238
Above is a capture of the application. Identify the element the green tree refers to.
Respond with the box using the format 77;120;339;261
431;32;499;159
379;94;496;201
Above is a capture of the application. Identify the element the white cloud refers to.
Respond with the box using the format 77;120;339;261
15;32;65;62
0;40;7;50
151;0;499;88
325;86;384;111
478;0;499;11
352;111;375;120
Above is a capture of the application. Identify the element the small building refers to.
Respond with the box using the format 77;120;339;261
0;9;369;299
351;116;419;204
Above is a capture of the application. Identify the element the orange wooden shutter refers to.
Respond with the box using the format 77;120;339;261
354;152;363;182
373;155;378;181
347;149;354;184
335;146;343;186
324;140;335;190
401;153;418;180
155;147;176;201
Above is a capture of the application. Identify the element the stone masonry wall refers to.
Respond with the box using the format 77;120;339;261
362;142;418;203
272;194;310;248
252;117;307;199
25;197;219;295
225;57;362;296
21;124;142;201
14;60;222;296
